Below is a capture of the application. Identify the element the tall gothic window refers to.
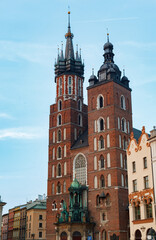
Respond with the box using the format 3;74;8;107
100;155;105;169
97;95;104;109
58;100;62;111
59;78;62;96
78;78;81;96
99;136;104;149
121;118;126;132
57;129;61;142
78;114;82;126
121;95;126;110
98;118;104;132
68;76;72;95
100;175;105;188
74;154;87;185
57;163;62;177
57;182;61;194
78;100;82;111
57;114;62;126
57;146;62;159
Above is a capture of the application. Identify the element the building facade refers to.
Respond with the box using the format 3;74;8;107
127;127;156;240
2;213;9;240
0;196;6;240
47;12;132;240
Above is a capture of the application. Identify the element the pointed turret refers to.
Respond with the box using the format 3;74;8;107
65;11;74;60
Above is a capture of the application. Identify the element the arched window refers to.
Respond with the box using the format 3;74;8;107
100;175;105;188
107;134;110;148
52;200;57;210
57;182;61;194
120;153;123;168
127;121;130;133
63;181;66;193
57;163;62;177
144;199;153;219
125;175;128;187
102;212;106;221
134;202;141;220
98;118;104;132
57;146;62;159
68;76;72;95
121;118;126;132
57;129;61;142
52;183;54;194
121;95;126;110
102;230;106;240
100;155;105;169
135;230;142;240
118;117;120;129
74;154;87;185
119;135;122;148
64;162;67;175
121;174;124;187
106;194;110;206
78;114;82;126
78;100;82;111
124;155;127;169
59;78;62;96
58;100;62;111
94;138;97;151
94;156;97;170
107;153;110;168
107;117;109;129
99;136;104;149
57;114;62;126
78;78;81;96
108;174;111;187
97;95;104;109
94;176;98;188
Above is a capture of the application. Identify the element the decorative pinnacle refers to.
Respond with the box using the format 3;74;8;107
92;68;94;75
107;28;109;42
123;67;125;76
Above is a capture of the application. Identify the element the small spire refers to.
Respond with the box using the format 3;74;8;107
107;28;109;42
123;67;125;76
68;8;71;32
79;48;81;59
76;44;78;59
92;68;94;75
60;41;64;59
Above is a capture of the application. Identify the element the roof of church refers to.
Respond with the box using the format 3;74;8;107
71;129;88;149
71;128;143;150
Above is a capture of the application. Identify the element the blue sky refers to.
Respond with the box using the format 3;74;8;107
0;0;156;213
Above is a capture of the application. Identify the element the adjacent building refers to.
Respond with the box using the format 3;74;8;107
0;197;6;240
127;126;156;240
2;213;9;240
47;11;132;240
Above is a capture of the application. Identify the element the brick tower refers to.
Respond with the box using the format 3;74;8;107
47;13;132;240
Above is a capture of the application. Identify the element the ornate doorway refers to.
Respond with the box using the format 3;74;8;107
60;232;67;240
135;230;142;240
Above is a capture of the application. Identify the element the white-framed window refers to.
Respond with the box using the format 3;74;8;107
107;134;110;148
57;163;62;177
52;165;55;178
64;145;66;157
73;153;87;185
121;118;127;132
100;155;105;169
57;146;62;159
78;99;82;111
68;76;72;95
57;129;61;142
119;135;122;148
108;174;111;187
64;128;66;140
107;153;110;168
99;136;104;150
94;138;97;151
124;155;127;169
121;95;126;110
121;174;124;187
59;78;62;96
123;137;127;150
94;176;98;188
53;131;55;143
53;148;55;160
118;117;120;129
57;114;62;126
94;156;97;170
100;175;105;188
97;94;104;109
98;117;105;132
64;162;67;175
120;153;123;168
57;182;61;194
127;121;130;133
58;99;62;111
78;114;82;126
107;117;109;129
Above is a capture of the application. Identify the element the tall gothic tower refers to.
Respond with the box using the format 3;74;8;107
47;13;132;240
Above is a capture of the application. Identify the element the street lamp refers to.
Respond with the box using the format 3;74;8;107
147;228;156;240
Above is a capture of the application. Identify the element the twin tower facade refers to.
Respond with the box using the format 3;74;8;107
47;12;132;240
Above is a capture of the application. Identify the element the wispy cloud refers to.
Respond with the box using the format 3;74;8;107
0;127;46;140
121;41;156;50
74;17;139;24
0;175;23;180
0;113;14;119
0;40;55;64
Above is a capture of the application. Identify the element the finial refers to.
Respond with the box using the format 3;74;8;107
92;68;94;75
123;66;125;76
57;45;59;56
107;28;109;42
79;48;81;58
68;7;71;29
76;44;78;52
61;41;63;50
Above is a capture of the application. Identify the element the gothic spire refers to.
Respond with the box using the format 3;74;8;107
65;11;75;60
